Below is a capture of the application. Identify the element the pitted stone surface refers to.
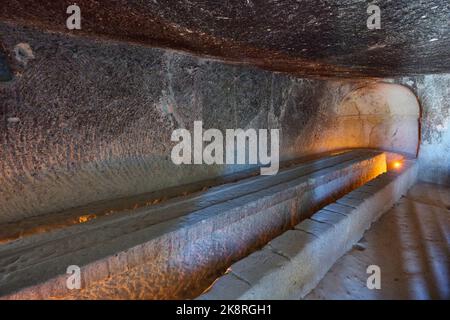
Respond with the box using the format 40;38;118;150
1;1;449;78
0;46;12;82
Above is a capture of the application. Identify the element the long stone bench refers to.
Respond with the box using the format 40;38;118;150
198;159;418;299
0;150;386;299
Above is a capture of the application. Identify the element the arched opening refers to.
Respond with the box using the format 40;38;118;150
336;82;421;157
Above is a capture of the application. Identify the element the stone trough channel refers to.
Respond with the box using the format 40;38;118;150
0;149;387;299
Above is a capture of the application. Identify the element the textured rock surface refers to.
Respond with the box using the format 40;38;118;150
0;24;421;223
0;45;12;82
336;83;420;155
395;74;450;185
1;1;449;78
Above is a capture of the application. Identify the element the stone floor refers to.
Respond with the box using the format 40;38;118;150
306;182;450;300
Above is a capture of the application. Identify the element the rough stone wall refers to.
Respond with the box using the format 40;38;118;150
332;82;420;156
1;0;449;78
0;23;420;223
396;74;450;185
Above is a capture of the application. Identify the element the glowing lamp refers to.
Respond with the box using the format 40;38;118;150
393;161;402;169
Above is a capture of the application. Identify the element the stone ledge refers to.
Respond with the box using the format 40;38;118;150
0;150;387;299
294;219;333;237
197;160;418;300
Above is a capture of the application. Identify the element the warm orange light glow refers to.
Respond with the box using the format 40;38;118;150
393;161;402;169
78;214;96;223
